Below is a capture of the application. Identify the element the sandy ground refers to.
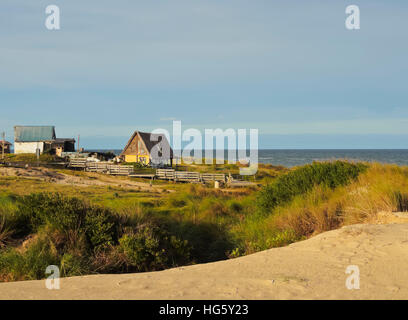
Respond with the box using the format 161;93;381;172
0;220;407;300
0;167;166;192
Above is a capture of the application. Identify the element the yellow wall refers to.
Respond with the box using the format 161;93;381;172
125;155;137;163
125;154;150;164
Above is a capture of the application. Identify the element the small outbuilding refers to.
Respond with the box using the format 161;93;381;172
121;131;173;166
14;126;75;155
0;140;12;154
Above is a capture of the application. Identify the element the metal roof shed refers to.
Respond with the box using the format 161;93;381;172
14;126;56;142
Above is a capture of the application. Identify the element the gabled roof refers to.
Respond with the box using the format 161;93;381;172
14;126;56;142
0;140;11;146
121;131;173;157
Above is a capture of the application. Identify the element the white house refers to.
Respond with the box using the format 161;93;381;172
14;126;75;155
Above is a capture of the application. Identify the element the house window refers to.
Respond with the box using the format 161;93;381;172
138;140;146;155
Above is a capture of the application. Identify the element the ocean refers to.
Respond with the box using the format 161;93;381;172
90;149;408;168
257;149;408;167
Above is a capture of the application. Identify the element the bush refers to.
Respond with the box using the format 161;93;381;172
119;224;190;272
0;192;195;280
0;237;59;281
16;193;119;250
174;222;234;262
240;230;301;255
16;193;87;234
84;207;118;249
169;198;187;208
60;253;89;277
229;201;243;213
257;161;367;212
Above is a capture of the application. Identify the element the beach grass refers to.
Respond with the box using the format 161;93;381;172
0;161;407;280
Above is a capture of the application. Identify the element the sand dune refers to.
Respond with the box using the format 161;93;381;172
1;222;407;300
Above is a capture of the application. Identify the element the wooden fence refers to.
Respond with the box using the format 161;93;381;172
86;162;134;175
107;165;134;176
69;159;134;176
175;171;201;183
156;169;225;183
156;169;175;180
68;158;87;169
68;158;227;183
86;162;109;173
201;173;226;183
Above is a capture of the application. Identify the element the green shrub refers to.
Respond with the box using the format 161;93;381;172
169;198;187;208
0;217;10;248
0;237;59;281
0;249;26;281
133;162;147;169
174;222;234;262
16;193;119;250
257;161;367;212
16;193;87;234
119;224;190;272
229;201;243;213
84;207;118;249
60;253;89;277
22;238;59;280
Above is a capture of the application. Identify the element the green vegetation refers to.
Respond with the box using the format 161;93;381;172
3;153;56;163
257;161;367;212
0;160;407;281
0;193;190;281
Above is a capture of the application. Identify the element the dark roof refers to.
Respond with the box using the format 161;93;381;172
122;131;173;157
14;126;56;142
138;132;161;153
54;138;76;143
0;140;11;146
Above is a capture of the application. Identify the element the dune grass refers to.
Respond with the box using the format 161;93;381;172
0;161;407;281
231;163;408;254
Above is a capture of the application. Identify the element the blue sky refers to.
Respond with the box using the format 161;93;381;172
1;0;407;149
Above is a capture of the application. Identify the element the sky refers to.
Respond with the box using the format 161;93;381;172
1;0;407;149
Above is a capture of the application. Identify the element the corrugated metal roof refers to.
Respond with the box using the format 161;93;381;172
14;126;56;142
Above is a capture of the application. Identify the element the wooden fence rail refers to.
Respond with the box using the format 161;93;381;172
156;169;226;183
68;158;227;184
156;169;175;180
175;171;200;183
200;173;226;183
86;162;109;173
69;159;135;176
68;158;87;168
107;165;134;176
